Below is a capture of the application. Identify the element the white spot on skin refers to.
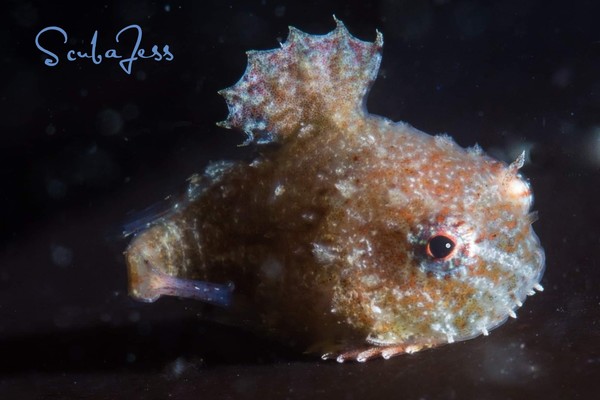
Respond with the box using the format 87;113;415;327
274;183;285;196
360;274;382;288
387;188;408;206
302;211;317;222
434;134;455;149
335;179;357;198
164;221;185;269
312;243;338;264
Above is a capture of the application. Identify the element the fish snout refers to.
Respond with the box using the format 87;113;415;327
502;173;533;213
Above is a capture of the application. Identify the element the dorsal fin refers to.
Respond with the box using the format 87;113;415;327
218;17;383;144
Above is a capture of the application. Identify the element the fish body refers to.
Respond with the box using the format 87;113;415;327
125;19;545;362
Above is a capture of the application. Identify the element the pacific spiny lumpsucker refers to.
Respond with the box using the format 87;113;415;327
125;18;545;362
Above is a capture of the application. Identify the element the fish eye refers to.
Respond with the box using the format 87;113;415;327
427;235;456;260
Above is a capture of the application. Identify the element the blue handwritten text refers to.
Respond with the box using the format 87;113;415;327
35;24;174;75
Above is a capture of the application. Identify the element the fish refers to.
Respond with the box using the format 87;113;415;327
124;18;545;362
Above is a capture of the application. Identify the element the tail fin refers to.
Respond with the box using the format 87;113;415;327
218;17;383;144
125;222;234;307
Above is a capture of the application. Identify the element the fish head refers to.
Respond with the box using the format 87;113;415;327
331;136;545;348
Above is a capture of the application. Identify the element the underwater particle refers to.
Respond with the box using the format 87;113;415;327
163;357;201;379
124;18;545;362
46;178;67;199
50;244;73;268
170;357;187;377
96;109;123;136
482;342;542;384
46;123;56;135
551;66;573;89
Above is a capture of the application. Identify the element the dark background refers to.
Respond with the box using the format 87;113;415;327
0;0;598;399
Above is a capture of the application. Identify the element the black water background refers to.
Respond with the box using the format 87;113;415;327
0;1;598;399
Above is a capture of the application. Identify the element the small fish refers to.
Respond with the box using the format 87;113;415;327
125;18;545;362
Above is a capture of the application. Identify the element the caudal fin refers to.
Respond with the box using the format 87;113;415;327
125;220;234;307
218;17;383;144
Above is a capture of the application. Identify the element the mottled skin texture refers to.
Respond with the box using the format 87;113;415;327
125;19;545;362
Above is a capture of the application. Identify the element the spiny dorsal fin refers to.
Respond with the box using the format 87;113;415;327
218;17;383;144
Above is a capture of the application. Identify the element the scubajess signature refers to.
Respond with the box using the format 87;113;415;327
35;24;174;75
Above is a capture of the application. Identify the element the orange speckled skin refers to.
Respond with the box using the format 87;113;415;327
125;19;544;362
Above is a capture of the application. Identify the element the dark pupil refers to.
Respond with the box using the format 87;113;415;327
428;235;455;259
